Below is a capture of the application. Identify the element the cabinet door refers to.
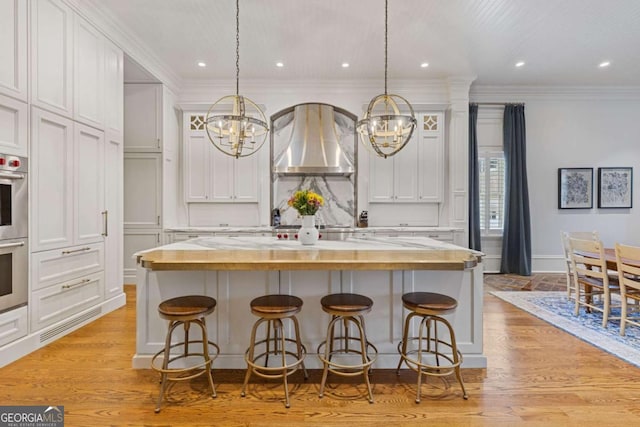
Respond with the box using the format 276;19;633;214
123;153;162;228
0;94;28;156
394;138;418;202
104;131;123;300
209;148;234;201
123;84;162;151
31;108;74;251
418;113;444;202
75;124;105;244
233;154;258;202
74;16;104;129
0;0;27;101
30;0;74;118
368;152;395;202
123;230;161;283
184;132;210;202
104;40;123;135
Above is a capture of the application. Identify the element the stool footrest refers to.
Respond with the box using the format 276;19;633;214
151;339;220;378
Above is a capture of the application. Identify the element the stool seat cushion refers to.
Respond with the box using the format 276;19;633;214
250;294;303;315
321;293;373;312
402;292;457;312
158;295;217;318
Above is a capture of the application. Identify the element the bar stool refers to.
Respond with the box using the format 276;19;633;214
396;292;468;403
241;294;308;408
317;293;378;403
151;295;219;413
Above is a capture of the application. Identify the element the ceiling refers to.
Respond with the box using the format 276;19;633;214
90;0;640;87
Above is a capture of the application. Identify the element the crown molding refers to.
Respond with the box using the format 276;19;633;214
471;85;640;101
65;0;183;94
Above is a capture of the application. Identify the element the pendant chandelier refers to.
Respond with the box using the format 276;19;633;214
356;0;417;158
205;0;268;158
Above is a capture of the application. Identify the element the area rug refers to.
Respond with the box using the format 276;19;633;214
490;291;640;368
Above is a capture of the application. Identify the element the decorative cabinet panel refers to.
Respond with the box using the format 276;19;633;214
104;131;123;300
0;0;27;101
74;15;104;129
0;306;27;347
31;108;75;251
31;108;106;252
0;94;28;156
123;153;162;228
75;123;105;244
124;83;162;151
30;0;74;118
184;114;258;203
368;112;444;203
104;41;124;135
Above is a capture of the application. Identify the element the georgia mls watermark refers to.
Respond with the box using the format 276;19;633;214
0;406;64;427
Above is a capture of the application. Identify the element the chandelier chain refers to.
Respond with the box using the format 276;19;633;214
235;0;240;96
384;0;388;95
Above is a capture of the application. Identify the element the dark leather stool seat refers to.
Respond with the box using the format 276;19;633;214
151;295;219;412
241;294;307;408
396;292;468;403
317;293;378;403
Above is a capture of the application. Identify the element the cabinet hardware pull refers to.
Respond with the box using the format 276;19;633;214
101;210;109;237
0;241;25;249
62;278;91;290
61;247;91;255
157;215;160;226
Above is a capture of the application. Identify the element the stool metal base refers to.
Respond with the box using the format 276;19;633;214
151;317;219;412
396;312;468;403
241;316;308;408
317;314;378;403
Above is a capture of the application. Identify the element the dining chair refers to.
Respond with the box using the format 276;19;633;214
614;243;640;336
569;237;619;328
561;231;599;299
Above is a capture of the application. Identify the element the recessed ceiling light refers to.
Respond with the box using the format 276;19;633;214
197;61;206;67
342;62;350;68
515;61;525;67
276;62;284;68
420;62;429;68
599;61;611;68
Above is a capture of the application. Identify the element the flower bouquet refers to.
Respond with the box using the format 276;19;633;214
287;189;324;216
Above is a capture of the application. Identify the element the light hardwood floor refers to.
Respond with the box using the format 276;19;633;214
1;281;640;426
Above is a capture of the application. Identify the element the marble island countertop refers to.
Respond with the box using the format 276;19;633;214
138;235;480;271
164;226;463;233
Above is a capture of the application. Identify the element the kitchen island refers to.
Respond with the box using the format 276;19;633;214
134;235;485;368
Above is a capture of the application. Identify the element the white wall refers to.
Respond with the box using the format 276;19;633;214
472;87;640;272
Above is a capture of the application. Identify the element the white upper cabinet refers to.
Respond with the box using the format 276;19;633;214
0;0;27;101
368;112;444;203
74;16;104;129
30;0;74;118
124;83;162;151
104;40;124;135
0;94;28;156
183;113;258;203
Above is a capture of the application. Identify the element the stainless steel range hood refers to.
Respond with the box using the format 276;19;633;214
271;103;356;176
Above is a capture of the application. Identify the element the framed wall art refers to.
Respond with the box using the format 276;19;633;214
598;167;633;208
558;168;593;209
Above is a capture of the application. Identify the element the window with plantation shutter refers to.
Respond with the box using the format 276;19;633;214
478;151;505;235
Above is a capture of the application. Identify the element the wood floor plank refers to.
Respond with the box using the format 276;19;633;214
2;281;640;426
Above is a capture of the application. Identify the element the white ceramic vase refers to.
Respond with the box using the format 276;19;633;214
299;215;319;245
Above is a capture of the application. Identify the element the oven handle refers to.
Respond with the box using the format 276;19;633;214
0;172;25;180
0;241;25;249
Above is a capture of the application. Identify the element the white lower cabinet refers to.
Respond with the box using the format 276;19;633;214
31;271;104;332
30;243;104;291
123;230;162;283
0;306;28;347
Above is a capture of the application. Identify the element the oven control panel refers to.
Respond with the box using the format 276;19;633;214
0;154;28;173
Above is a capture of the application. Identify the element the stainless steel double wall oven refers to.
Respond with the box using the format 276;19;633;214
0;154;28;313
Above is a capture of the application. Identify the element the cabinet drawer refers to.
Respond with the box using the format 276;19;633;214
31;243;104;291
422;232;453;242
0;306;28;347
31;271;104;332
